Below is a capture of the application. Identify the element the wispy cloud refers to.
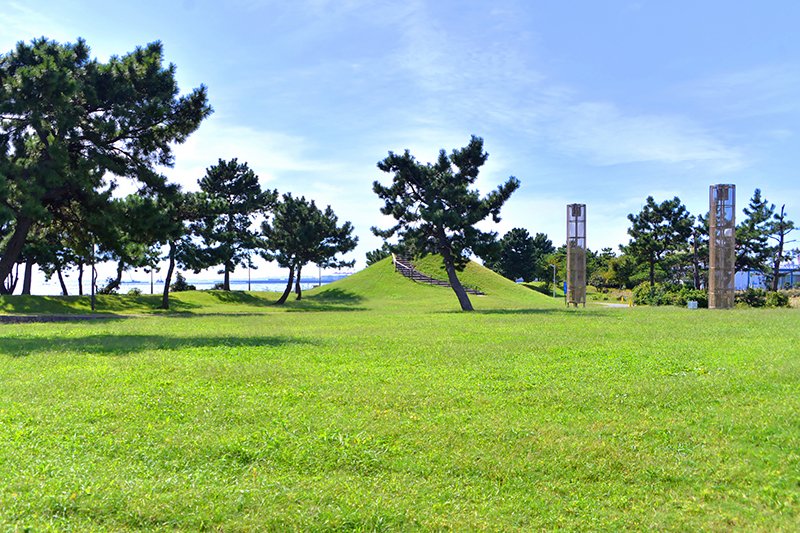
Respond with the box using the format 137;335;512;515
546;101;744;170
162;120;348;191
678;64;800;118
375;1;744;174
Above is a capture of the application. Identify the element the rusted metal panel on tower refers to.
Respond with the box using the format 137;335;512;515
566;203;587;307
709;184;735;309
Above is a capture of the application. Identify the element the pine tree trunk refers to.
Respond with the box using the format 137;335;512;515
275;266;295;305
3;263;20;294
57;267;68;296
692;232;701;289
771;233;784;292
102;260;125;293
439;242;473;312
649;258;656;287
160;242;176;310
770;205;788;292
78;263;84;295
224;261;231;291
21;258;33;295
295;265;303;300
0;216;34;294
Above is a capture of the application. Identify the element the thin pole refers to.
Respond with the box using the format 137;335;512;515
551;264;556;298
90;241;96;312
150;269;154;295
318;264;322;287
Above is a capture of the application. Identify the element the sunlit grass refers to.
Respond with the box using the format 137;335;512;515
1;259;798;530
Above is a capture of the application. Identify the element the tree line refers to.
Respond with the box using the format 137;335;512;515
0;38;356;308
380;190;794;294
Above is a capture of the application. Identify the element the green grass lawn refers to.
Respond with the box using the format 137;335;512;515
1;259;799;530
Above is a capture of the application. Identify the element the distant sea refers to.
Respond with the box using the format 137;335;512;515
24;274;351;296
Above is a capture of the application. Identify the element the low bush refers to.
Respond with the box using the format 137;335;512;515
765;291;790;308
632;283;708;308
127;287;142;296
736;288;767;308
632;282;669;306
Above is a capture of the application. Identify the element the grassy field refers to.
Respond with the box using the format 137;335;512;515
1;258;799;530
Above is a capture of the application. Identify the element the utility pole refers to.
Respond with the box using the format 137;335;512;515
247;254;252;291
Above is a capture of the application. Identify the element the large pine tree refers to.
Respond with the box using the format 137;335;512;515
372;136;520;311
0;38;211;292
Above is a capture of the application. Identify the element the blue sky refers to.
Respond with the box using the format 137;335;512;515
2;0;799;282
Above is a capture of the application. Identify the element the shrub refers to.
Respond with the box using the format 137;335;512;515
736;288;766;308
170;272;196;292
127;287;142;296
632;282;670;306
679;288;708;308
211;282;225;290
765;291;790;308
632;283;708;307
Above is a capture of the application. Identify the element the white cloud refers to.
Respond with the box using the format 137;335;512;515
545;101;744;171
162;119;346;192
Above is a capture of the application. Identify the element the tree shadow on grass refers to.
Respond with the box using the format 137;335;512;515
0;314;129;325
206;290;274;307
0;294;204;315
0;334;313;358
0;295;95;315
310;288;364;303
282;289;368;313
438;307;615;316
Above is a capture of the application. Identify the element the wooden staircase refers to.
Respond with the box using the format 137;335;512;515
392;254;484;295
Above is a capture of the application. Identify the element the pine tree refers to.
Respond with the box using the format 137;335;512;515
736;189;775;273
190;159;277;290
625;196;694;287
372;136;520;311
0;38;211;291
262;194;357;304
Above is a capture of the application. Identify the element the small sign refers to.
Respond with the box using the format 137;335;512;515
687;301;698;309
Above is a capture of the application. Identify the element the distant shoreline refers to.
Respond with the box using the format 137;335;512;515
13;274;353;297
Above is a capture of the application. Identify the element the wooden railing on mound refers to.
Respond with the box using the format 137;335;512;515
391;254;484;295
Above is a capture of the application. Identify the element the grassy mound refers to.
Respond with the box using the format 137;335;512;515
315;256;556;312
